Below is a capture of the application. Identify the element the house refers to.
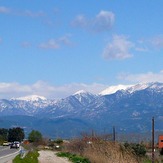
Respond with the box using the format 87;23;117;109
158;135;163;149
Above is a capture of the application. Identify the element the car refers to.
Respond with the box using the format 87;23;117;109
10;141;20;149
3;141;10;146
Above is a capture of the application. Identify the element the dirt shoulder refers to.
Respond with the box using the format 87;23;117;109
38;150;71;163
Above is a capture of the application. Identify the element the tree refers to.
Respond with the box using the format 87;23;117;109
0;128;8;141
28;130;42;143
8;127;25;142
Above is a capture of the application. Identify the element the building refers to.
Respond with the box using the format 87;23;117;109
158;135;163;149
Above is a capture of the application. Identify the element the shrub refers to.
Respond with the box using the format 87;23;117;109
13;150;39;163
124;142;146;157
54;138;63;144
57;152;90;163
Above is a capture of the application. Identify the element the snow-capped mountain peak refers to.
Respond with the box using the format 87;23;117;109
11;95;47;101
73;90;89;95
126;82;163;93
126;83;150;93
99;82;163;96
99;84;133;95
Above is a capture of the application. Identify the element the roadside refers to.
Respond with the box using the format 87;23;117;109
0;150;20;163
38;150;71;163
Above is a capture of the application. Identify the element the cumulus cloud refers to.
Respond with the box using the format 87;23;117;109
103;35;134;60
92;11;115;32
0;81;107;99
72;10;115;32
117;70;163;83
39;35;72;49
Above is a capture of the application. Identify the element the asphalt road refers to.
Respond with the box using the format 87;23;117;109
0;146;20;163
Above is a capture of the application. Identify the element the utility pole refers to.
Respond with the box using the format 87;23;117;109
152;117;155;163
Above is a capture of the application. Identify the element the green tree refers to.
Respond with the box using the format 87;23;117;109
28;130;42;143
8;127;25;142
0;128;8;141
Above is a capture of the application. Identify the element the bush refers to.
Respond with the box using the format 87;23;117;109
57;152;90;163
124;142;146;157
54;138;63;144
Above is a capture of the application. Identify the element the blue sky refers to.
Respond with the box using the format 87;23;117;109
0;0;163;99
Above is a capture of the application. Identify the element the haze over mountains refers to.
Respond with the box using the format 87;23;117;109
0;82;163;138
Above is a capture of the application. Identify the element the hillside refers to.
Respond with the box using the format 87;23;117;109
0;82;163;138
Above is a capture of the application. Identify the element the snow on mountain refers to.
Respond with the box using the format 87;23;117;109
1;82;163;117
1;82;163;137
125;82;163;93
11;95;47;101
99;82;163;96
126;83;151;93
99;84;133;95
73;90;97;104
148;82;163;90
73;90;87;95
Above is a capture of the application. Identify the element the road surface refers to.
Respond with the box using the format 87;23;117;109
0;146;20;163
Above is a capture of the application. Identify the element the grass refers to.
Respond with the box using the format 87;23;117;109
13;150;39;163
57;152;90;163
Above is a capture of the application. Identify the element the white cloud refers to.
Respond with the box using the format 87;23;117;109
39;35;72;49
92;10;114;32
150;36;163;48
23;10;45;18
0;6;10;14
21;42;31;48
118;70;163;83
0;6;45;18
58;35;72;45
103;35;134;60
71;15;88;28
39;39;60;49
0;81;107;99
135;47;148;52
72;10;115;32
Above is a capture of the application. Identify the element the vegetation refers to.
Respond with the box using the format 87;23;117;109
124;142;146;157
0;127;24;143
54;138;63;144
62;136;139;163
8;127;25;142
0;128;8;141
28;130;42;143
13;150;39;163
57;152;90;163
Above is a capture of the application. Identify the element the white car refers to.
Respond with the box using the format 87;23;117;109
10;141;20;149
3;141;10;146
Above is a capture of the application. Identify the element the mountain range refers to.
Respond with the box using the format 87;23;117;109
0;82;163;138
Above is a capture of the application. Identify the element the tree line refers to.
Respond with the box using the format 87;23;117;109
0;127;24;142
0;127;43;143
